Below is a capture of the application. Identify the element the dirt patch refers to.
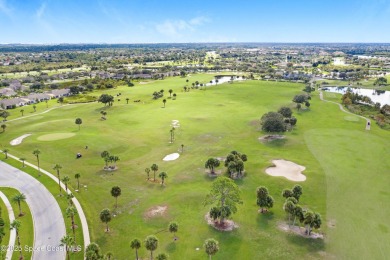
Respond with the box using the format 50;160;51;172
265;159;306;182
259;135;285;142
10;134;32;145
205;169;223;177
278;222;323;239
205;213;238;231
144;205;168;219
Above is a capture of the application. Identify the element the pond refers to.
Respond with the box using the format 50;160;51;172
322;86;390;106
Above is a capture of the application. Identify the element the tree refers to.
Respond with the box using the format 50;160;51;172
223;151;247;178
292;185;303;201
168;89;173;97
159;172;168;186
173;93;177;100
33;105;36;112
98;94;114;106
2;148;9;159
204;177;243;223
151;164;158;181
145;235;158;260
293;94;309;104
293;205;304;226
75;173;81;190
256;186;274;213
1;124;6;132
20;157;26;167
33;149;41;172
163;99;167;108
205;158;220;174
75;118;82;130
101;151;110;167
126;98;130;104
111;186;121;208
105;252;113;260
20;109;24;116
86;242;102;260
156;253;169;260
168;221;178;239
260;112;286;132
283;200;296;226
145;168;150;180
282;189;293;199
12;193;26;216
62;176;70;192
60;235;76;260
209;207;221;222
100;209;112;232
10;220;23;260
278;107;292;118
65;206;78;242
0;110;10;121
204;238;219;260
130;238;141;260
53;164;63;194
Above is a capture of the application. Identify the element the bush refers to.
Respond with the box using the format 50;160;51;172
261;112;286;132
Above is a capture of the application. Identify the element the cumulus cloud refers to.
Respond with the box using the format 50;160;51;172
156;16;210;37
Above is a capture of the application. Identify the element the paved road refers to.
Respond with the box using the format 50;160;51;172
0;161;66;260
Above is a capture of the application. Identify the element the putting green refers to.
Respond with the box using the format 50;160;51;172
37;133;76;141
344;115;359;122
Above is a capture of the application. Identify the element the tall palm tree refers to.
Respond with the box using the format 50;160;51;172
1;124;6;132
75;118;82;130
100;209;111;232
20;109;24;116
105;251;113;260
60;234;75;260
151;164;158;181
32;149;41;173
145;168;150;180
10;220;23;259
111;186;121;208
168;221;178;239
2;148;9;159
168;89;173;97
62;176;70;192
53;164;63;194
19;157;26;167
145;235;158;260
66;206;78;242
130;238;141;260
12;193;26;216
163;99;167;108
158;172;168;186
74;173;81;190
204;238;219;260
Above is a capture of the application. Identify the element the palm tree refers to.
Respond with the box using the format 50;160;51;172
158;172;168;186
168;89;173;97
130;238;141;260
105;252;113;260
181;144;184;153
66;206;78;242
100;209;111;232
74;173;81;190
205;158;220;174
1;124;6;132
156;253;168;260
111;186;121;208
66;193;74;206
20;109;24;116
173;93;177;100
53;164;63;194
145;235;158;260
168;221;178;239
45;100;48;108
145;168;150;180
151;164;158;181
126;98;129;104
10;220;23;260
2;148;9;159
62;176;70;192
75;118;82;130
32;149;41;173
33;105;36;112
163;99;166;108
12;193;26;216
283;200;296;226
60;234;75;260
19;157;26;167
204;238;219;260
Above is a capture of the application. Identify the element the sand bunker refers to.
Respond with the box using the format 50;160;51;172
265;159;306;182
163;153;180;161
144;205;167;219
10;134;32;146
37;133;76;141
171;119;180;128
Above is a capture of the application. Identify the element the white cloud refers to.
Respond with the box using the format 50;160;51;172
35;2;46;19
156;16;210;37
0;0;12;17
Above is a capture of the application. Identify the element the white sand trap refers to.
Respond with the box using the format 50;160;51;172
171;120;180;128
265;159;306;182
10;134;32;146
163;153;180;161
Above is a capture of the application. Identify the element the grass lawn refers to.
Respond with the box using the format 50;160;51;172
1;75;389;259
0;193;11;259
0;188;33;260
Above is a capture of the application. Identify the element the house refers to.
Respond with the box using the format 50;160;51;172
24;93;52;103
49;89;71;98
0;98;30;109
0;88;17;97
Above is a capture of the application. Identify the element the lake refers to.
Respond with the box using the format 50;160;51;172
322;86;390;106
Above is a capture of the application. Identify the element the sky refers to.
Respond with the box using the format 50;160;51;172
1;0;390;44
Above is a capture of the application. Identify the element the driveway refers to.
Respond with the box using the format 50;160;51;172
0;161;66;260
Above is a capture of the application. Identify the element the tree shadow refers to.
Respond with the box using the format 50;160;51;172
165;241;177;253
256;211;274;230
264;138;287;147
285;231;326;253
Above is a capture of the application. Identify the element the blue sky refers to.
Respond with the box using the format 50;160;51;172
1;0;390;43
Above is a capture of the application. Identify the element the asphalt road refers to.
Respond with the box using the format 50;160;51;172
0;160;66;260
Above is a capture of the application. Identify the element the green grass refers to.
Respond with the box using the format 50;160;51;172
0;188;33;260
0;159;84;260
0;193;11;260
1;75;389;259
